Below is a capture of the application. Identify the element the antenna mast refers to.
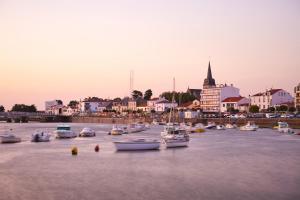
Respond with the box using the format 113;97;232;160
130;70;134;96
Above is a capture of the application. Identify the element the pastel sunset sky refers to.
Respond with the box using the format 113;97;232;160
0;0;299;110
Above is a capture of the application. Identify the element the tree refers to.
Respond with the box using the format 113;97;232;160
249;105;259;113
277;105;288;112
68;100;79;108
132;90;143;99
288;106;296;113
113;97;122;102
56;100;63;105
11;104;37;112
160;91;196;104
0;105;4;112
267;107;275;112
144;89;153;100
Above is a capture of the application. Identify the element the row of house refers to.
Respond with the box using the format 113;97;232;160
197;62;295;113
45;63;298;115
45;97;178;116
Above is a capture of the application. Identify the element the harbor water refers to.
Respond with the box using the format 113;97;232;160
1;123;300;200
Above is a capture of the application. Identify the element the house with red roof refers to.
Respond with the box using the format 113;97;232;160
250;89;293;111
221;97;250;113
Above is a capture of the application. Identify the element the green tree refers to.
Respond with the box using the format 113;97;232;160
249;105;259;113
144;89;153;100
288;106;296;113
11;104;37;112
68;100;79;108
277;105;288;112
56;100;63;105
132;90;143;99
0;105;4;112
160;91;196;104
113;97;122;102
267;107;275;112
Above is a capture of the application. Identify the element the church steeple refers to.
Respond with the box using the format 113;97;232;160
203;61;216;88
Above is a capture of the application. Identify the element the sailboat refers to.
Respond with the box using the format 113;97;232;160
161;78;189;148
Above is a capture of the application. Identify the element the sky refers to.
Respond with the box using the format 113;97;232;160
0;0;299;110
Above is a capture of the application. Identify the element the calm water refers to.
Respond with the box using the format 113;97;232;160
1;123;300;200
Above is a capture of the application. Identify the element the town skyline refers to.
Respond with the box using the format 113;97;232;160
1;0;299;109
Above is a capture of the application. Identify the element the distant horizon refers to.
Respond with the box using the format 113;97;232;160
1;0;299;110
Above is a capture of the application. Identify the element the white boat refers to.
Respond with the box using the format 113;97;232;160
240;121;258;131
216;124;226;130
54;125;77;138
113;139;160;151
79;127;96;137
1;133;21;143
110;125;127;135
152;119;159;125
225;124;237;129
127;123;147;133
161;126;189;148
31;131;51;142
277;122;294;134
205;122;216;129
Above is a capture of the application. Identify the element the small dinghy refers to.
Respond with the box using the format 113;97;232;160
205;122;216;129
1;133;21;144
216;124;226;130
113;138;160;151
31;131;51;142
109;125;127;135
79;127;96;137
240;121;258;131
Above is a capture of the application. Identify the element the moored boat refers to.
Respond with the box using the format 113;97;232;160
240;121;258;131
31;131;51;142
225;124;237;129
113;139;160;151
54;125;77;138
127;123;147;133
161;126;189;148
277;122;294;134
110;125;127;135
79;127;96;137
205;122;216;129
1;133;21;143
216;124;226;130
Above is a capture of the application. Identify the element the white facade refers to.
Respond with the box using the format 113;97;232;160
220;97;250;113
155;101;178;112
250;89;294;110
184;111;199;119
200;84;240;113
80;101;100;112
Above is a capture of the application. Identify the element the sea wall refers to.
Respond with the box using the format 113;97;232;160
72;116;300;129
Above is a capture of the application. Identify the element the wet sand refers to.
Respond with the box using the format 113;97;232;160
1;123;300;200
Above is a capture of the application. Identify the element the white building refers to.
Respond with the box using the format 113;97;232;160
221;97;250;113
155;100;178;112
250;89;294;110
184;110;200;119
200;62;240;113
200;84;240;113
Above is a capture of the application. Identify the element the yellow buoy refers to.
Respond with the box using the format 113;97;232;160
195;128;205;133
71;147;78;155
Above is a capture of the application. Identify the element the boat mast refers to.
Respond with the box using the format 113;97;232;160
168;78;176;125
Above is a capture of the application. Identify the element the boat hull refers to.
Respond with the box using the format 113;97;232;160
164;140;188;148
114;141;160;151
55;131;77;139
1;137;21;143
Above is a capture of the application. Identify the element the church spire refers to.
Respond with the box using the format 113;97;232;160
203;61;216;88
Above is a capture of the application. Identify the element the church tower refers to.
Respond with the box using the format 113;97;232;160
203;61;216;89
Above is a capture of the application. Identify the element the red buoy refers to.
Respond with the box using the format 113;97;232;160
95;145;100;152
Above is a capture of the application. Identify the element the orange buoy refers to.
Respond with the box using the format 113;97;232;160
95;145;100;152
71;147;78;155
